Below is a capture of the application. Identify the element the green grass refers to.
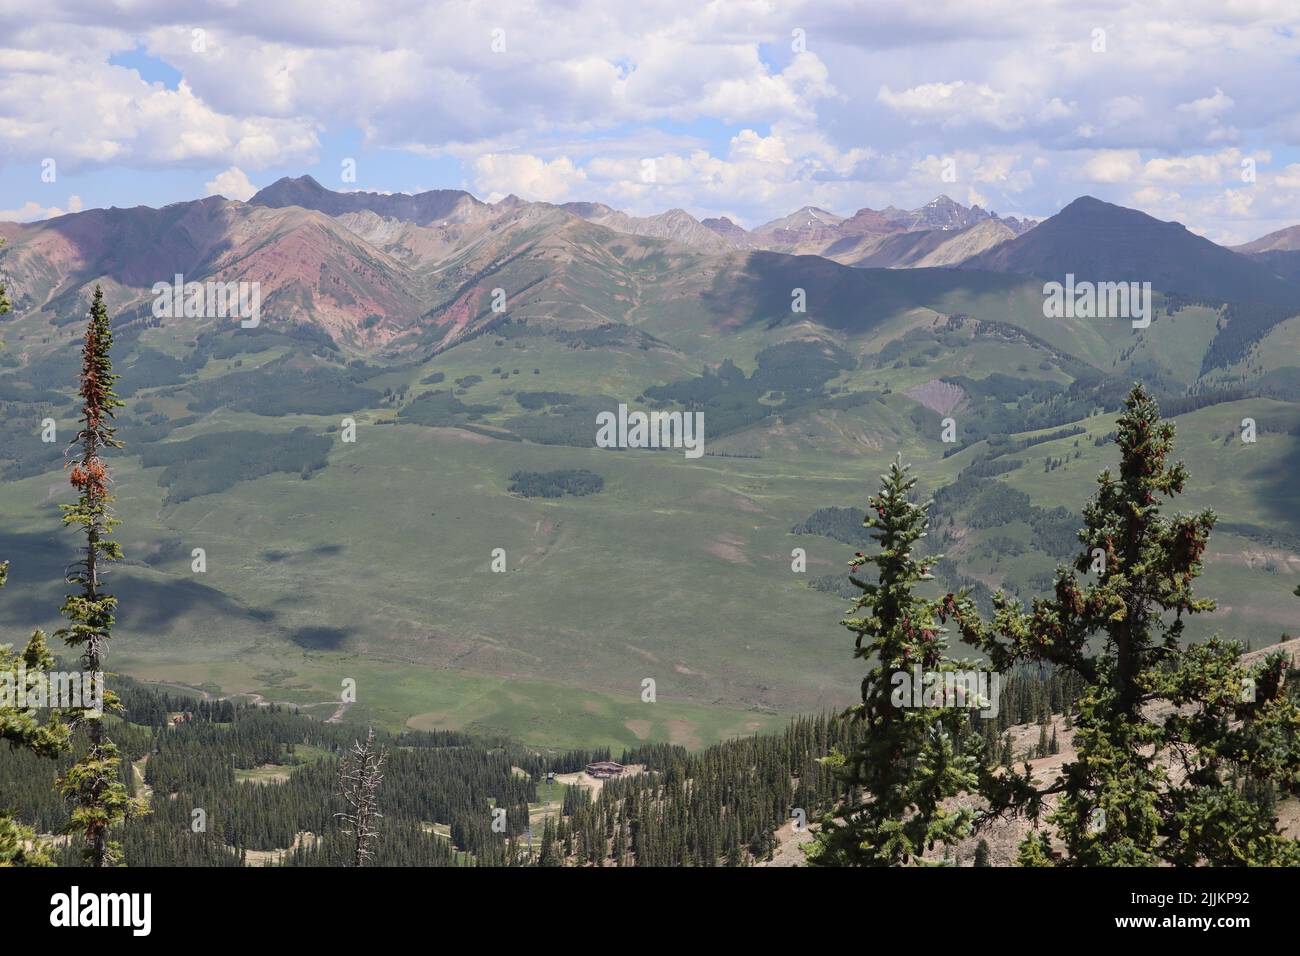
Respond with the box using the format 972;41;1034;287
3;273;1297;754
235;765;297;784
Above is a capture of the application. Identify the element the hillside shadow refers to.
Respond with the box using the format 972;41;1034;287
707;252;1025;333
288;626;351;650
1253;442;1300;533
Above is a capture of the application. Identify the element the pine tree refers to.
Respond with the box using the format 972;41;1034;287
538;816;561;867
0;566;76;865
973;838;990;867
55;285;147;866
807;456;979;866
955;383;1300;865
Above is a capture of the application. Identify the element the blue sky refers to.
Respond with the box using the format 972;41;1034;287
3;0;1300;244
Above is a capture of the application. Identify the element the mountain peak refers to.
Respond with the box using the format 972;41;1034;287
961;194;1297;305
753;206;844;237
882;195;991;232
249;176;484;226
1049;195;1170;230
1059;195;1117;213
1234;223;1300;254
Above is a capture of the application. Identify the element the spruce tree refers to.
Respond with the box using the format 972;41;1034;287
807;457;979;866
56;285;146;866
0;577;76;866
0;246;77;865
955;384;1300;865
538;816;561;867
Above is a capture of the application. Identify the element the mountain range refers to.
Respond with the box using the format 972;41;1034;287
3;175;1297;360
255;177;1039;264
0;175;1297;743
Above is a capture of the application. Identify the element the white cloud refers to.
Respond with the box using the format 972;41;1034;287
473;154;586;203
877;81;1025;131
1142;149;1245;184
1083;150;1142;183
2;0;1299;238
205;166;257;201
1080;148;1267;189
1177;87;1234;120
0;45;319;171
729;129;792;165
1272;163;1300;190
0;195;83;221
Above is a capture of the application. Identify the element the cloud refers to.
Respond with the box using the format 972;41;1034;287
205;166;257;201
0;195;83;222
877;81;1025;131
1142;149;1249;185
1271;163;1300;190
1083;150;1143;183
2;0;1299;239
0;42;320;171
1177;87;1234;120
473;154;586;203
1080;147;1268;190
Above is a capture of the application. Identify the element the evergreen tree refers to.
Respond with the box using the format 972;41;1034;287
0;562;75;866
956;384;1300;865
808;457;979;866
538;816;562;867
0;244;78;866
56;286;147;866
973;838;990;867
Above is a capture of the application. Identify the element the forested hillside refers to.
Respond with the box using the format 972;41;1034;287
9;663;1204;866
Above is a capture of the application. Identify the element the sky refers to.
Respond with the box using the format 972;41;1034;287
1;0;1299;244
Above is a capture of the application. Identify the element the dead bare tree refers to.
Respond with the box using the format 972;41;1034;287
335;727;387;867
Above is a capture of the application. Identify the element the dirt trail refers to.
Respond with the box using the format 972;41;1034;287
153;682;351;721
132;753;154;804
759;818;814;867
